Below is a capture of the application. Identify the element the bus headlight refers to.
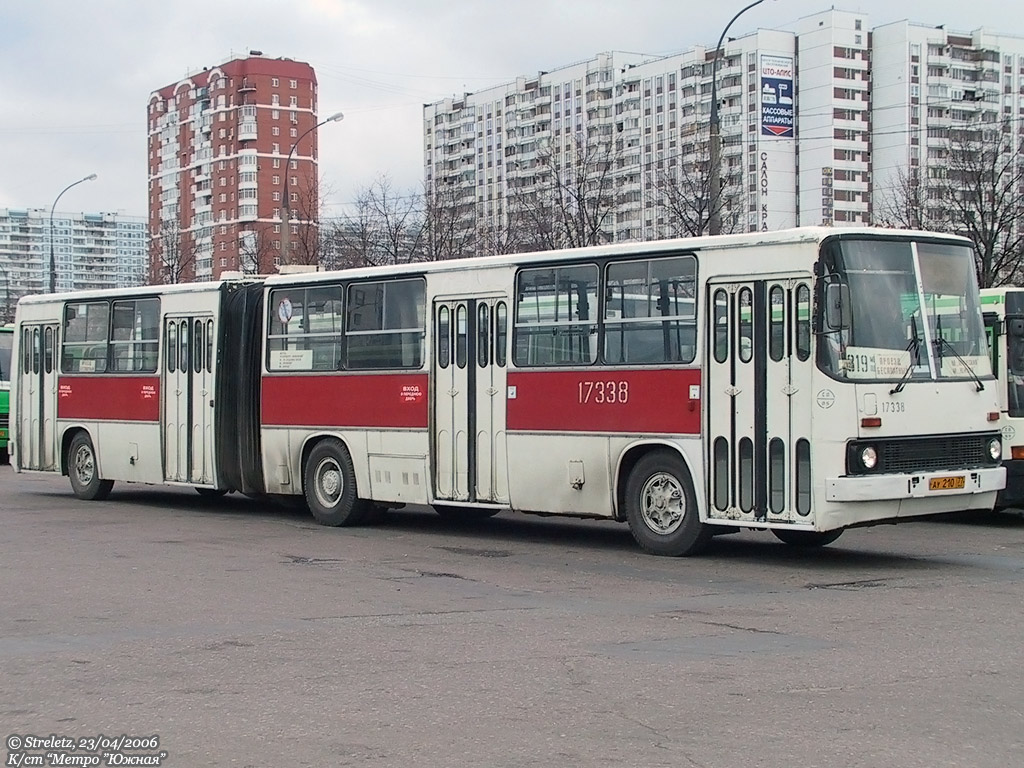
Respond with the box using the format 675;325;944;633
988;437;1002;462
859;446;878;470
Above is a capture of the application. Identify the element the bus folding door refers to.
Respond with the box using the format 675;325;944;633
432;297;510;504
162;315;217;485
18;323;59;470
706;278;814;523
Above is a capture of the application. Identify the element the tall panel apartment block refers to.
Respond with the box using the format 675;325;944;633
147;54;319;282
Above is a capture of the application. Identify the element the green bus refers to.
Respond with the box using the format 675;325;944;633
0;324;12;462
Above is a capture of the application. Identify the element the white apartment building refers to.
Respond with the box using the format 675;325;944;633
0;208;147;319
872;21;1024;220
423;9;1022;244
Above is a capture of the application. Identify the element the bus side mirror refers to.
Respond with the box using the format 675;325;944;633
1009;319;1024;338
824;283;850;331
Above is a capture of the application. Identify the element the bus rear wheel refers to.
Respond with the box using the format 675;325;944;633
625;451;710;556
772;528;844;547
68;432;114;501
303;438;370;527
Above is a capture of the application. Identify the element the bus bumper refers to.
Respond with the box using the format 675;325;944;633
826;466;1005;502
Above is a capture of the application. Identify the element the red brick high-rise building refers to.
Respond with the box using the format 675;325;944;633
147;53;322;282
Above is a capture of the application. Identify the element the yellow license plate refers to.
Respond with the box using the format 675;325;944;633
929;475;965;491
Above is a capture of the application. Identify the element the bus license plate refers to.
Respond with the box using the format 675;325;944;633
929;476;965;491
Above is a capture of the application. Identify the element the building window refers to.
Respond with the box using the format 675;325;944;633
272;126;280;136
290;127;297;138
272;143;280;153
289;96;297;107
272;158;281;169
289;79;297;89
271;78;279;87
272;109;280;120
272;175;280;185
272;94;280;106
273;191;281;201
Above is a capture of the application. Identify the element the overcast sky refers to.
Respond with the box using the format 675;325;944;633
2;0;1022;219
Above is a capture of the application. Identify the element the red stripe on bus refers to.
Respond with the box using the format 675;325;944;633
57;376;161;421
262;373;429;428
506;368;702;434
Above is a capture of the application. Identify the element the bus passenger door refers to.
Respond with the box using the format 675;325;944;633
18;323;59;471
162;315;216;485
706;277;813;523
432;297;509;505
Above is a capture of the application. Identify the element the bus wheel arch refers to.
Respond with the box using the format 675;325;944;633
301;436;370;527
622;447;710;557
66;429;114;501
614;443;701;521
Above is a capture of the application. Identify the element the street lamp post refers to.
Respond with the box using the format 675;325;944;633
709;0;766;235
280;111;343;267
49;173;97;293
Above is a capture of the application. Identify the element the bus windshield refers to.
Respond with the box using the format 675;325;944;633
820;238;991;383
0;329;12;384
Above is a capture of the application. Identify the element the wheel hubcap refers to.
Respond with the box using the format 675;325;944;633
74;446;95;485
640;472;685;534
314;458;343;508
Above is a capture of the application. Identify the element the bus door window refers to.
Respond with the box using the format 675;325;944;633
477;304;489;368
769;285;785;362
43;327;54;374
437;305;451;369
494;302;507;367
455;304;468;369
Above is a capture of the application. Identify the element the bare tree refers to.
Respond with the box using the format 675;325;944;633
0;264;14;324
874;166;934;230
326;175;425;268
513;129;618;252
237;225;276;275
287;175;336;268
421;181;476;261
874;120;1024;287
652;130;741;238
149;219;200;284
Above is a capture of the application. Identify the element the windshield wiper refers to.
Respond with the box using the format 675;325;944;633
890;316;921;395
933;335;985;391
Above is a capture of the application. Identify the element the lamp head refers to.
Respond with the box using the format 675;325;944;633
327;111;344;123
85;173;98;181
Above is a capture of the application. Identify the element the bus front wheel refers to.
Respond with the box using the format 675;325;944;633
67;432;114;501
303;438;370;527
625;451;710;556
772;528;844;547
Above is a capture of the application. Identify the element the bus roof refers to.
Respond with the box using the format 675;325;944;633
260;225;972;288
13;276;262;307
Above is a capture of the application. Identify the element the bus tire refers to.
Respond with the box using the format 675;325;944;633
433;505;500;521
625;450;710;556
68;432;114;501
303;438;369;527
195;487;229;498
772;528;844;547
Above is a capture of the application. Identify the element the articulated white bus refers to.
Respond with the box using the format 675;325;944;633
12;228;1004;555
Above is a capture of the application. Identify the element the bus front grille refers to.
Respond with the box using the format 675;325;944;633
847;432;1000;475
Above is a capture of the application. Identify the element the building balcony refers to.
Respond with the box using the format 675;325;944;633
238;121;257;141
